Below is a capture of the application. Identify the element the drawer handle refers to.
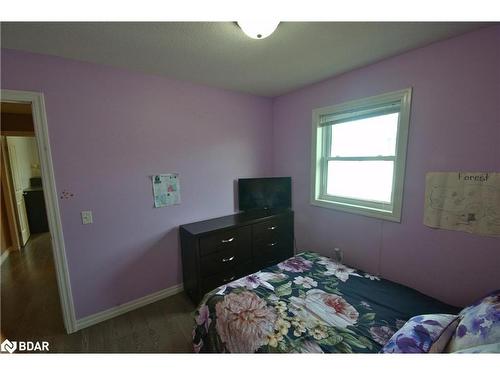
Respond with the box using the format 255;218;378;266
268;242;278;247
221;255;235;263
267;226;278;230
221;237;235;244
223;275;235;283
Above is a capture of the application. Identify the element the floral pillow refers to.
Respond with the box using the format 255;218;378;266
380;314;459;353
446;290;500;353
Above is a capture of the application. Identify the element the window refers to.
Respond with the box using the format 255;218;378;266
311;88;412;222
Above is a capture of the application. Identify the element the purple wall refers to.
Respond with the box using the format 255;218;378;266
1;49;273;318
272;26;500;307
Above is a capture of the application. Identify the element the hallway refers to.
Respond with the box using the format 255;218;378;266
1;233;65;341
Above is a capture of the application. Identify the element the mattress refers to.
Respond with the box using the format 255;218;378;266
192;251;458;353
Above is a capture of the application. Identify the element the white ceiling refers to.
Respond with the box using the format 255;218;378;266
0;22;490;97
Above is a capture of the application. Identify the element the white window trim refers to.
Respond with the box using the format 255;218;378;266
310;88;412;222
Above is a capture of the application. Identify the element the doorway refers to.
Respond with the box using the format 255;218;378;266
0;90;76;340
1;102;65;342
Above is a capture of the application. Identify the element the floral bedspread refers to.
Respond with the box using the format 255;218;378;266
193;252;457;353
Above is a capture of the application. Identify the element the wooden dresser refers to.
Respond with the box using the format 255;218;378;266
180;209;294;304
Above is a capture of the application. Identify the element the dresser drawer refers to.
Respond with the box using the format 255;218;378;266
252;216;291;244
200;245;251;278
199;226;251;257
201;261;252;293
254;242;291;269
253;238;291;258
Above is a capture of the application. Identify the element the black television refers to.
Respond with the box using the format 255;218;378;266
238;177;291;212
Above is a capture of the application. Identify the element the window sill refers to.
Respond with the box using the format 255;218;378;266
310;197;401;222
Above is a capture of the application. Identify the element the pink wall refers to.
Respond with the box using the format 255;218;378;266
1;49;273;318
272;26;500;307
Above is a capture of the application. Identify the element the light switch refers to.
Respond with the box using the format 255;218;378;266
81;210;93;225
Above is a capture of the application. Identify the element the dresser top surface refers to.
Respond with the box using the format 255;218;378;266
180;208;293;236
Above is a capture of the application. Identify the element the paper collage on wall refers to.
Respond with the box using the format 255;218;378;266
151;174;181;208
424;172;500;237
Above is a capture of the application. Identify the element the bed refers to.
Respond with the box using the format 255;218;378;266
192;251;459;353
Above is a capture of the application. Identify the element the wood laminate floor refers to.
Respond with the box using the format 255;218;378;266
1;233;196;353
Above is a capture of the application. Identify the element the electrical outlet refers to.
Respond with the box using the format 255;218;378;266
81;210;93;225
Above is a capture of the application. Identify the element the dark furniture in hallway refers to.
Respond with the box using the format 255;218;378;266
23;177;49;233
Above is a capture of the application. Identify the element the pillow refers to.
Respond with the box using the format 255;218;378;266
446;290;500;353
380;314;459;353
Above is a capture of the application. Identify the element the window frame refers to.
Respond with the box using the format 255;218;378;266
310;88;412;222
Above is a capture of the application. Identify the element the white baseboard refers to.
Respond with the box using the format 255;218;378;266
0;250;10;266
75;283;184;331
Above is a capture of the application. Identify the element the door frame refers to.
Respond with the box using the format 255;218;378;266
1;89;77;333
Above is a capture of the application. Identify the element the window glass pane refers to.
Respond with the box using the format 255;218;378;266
330;113;399;157
327;160;394;203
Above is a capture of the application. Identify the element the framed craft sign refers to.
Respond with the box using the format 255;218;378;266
151;173;181;208
424;172;500;237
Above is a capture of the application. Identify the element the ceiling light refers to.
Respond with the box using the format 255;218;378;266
237;21;280;40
